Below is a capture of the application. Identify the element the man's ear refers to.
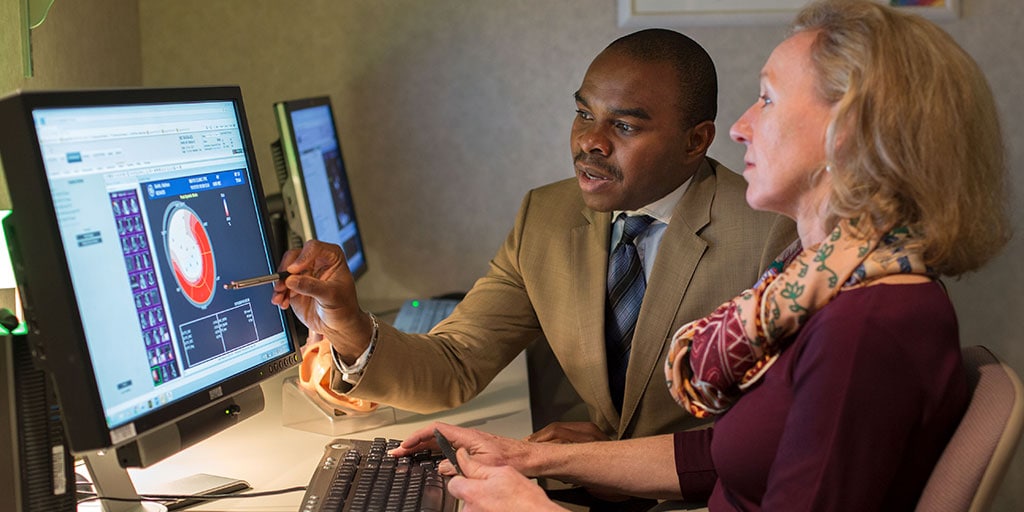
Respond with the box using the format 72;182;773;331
686;120;716;159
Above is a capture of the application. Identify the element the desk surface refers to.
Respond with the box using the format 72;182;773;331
118;352;533;511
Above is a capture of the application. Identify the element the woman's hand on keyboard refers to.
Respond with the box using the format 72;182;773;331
394;422;535;476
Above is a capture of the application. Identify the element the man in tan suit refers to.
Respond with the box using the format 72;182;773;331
272;29;795;442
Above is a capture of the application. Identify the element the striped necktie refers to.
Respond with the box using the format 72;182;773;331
605;214;655;412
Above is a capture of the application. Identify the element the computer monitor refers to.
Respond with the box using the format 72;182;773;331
271;96;367;278
0;86;299;510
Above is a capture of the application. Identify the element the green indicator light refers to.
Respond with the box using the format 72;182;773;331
0;323;28;336
411;300;420;308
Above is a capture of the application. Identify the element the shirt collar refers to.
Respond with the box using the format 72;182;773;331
612;176;692;226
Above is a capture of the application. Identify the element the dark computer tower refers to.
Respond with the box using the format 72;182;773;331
0;329;76;512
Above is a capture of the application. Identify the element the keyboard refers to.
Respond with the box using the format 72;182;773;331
391;299;460;334
300;437;457;512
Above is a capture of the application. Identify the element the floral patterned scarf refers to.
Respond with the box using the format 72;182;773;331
665;220;932;418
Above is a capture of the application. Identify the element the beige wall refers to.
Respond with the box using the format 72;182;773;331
1;0;141;92
0;0;141;206
1;0;1021;509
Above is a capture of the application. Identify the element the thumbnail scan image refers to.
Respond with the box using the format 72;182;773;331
111;189;180;386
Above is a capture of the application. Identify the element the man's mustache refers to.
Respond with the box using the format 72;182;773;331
573;152;622;180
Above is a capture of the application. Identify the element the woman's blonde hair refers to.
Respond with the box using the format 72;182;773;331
793;0;1010;276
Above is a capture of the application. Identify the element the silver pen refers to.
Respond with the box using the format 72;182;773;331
223;271;291;290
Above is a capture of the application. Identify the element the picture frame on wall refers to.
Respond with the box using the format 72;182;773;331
617;0;960;28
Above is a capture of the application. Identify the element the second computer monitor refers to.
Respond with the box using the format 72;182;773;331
273;96;367;278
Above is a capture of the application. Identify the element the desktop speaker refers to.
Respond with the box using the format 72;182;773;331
0;326;76;512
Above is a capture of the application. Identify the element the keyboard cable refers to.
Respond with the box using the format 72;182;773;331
76;485;308;507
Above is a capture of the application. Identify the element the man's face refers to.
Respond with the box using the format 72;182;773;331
571;50;695;212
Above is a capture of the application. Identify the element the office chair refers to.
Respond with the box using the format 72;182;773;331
915;345;1024;512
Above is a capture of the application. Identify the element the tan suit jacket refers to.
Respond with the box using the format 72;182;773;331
348;158;797;439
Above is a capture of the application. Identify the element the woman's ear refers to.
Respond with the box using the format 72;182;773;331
825;103;847;160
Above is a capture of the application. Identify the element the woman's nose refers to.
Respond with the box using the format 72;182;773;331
730;106;755;145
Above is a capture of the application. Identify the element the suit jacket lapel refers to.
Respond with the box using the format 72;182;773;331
618;160;715;434
571;207;619;428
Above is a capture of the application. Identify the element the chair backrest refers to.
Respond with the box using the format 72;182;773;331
915;345;1024;512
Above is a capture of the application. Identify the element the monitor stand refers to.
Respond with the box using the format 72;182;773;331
82;450;166;512
81;450;249;512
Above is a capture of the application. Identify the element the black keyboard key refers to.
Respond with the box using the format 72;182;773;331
420;481;445;512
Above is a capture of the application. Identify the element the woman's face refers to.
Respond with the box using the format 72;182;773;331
729;31;834;225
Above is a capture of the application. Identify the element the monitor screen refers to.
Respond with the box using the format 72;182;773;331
273;96;367;278
0;87;298;458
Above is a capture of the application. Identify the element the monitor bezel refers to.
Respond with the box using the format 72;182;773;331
274;95;368;279
0;86;300;455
